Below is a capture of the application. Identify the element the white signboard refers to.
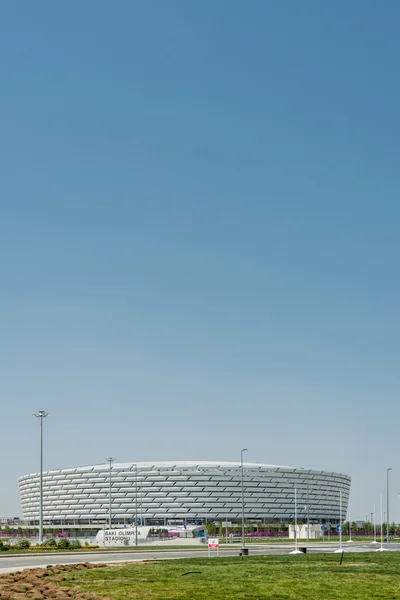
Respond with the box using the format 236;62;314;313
94;527;150;547
208;537;219;556
104;529;136;546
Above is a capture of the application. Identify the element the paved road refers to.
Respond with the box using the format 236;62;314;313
0;543;396;573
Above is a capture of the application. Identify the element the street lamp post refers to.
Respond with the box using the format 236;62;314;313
375;494;389;552
339;490;343;551
135;463;138;547
241;448;248;550
106;458;115;530
289;487;302;554
33;410;49;545
348;501;353;543
306;485;310;543
294;488;298;551
140;478;143;527
387;468;392;543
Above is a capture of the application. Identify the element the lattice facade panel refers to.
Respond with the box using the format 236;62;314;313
19;461;351;525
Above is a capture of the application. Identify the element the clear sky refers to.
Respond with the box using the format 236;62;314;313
1;1;400;522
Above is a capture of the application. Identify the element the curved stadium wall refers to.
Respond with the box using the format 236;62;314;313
19;461;351;526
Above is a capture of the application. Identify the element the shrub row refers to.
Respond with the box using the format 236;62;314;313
0;538;83;551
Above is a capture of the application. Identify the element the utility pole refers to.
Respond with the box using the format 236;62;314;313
33;410;49;545
106;457;115;529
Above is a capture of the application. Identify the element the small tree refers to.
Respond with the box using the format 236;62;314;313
206;522;217;536
57;537;70;549
17;538;31;549
297;520;303;540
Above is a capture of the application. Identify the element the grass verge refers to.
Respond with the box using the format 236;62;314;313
62;552;400;600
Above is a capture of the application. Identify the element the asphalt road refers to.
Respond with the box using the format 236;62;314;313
0;543;396;573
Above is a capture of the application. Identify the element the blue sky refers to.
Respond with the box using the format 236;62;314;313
1;0;400;520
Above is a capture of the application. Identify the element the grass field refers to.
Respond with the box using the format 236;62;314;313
62;553;400;600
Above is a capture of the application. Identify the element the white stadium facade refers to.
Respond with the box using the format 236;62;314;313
19;461;351;527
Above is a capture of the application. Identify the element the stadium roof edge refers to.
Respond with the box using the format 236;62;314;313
18;460;351;480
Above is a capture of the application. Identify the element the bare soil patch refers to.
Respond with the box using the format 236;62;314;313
0;563;113;600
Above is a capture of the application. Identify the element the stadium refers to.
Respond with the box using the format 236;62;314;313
19;461;351;527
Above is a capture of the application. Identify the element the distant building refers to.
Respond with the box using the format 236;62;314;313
0;517;20;525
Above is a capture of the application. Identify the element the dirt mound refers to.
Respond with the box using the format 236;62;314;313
0;563;110;600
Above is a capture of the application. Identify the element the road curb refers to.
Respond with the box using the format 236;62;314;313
0;547;211;559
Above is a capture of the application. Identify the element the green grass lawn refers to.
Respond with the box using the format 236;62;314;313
62;552;400;600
